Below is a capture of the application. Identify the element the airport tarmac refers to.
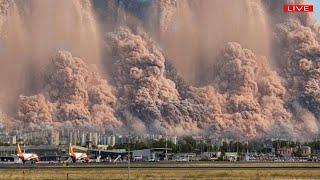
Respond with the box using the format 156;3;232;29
1;162;320;179
0;162;320;170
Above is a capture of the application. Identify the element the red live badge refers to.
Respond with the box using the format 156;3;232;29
283;4;313;12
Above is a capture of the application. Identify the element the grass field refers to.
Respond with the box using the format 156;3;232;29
1;162;320;179
1;168;320;179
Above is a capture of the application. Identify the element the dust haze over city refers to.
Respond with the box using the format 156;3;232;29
0;0;319;141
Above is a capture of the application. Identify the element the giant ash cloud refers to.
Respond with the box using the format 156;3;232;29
0;0;319;140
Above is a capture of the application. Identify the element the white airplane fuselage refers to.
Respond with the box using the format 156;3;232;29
70;152;88;162
18;153;39;162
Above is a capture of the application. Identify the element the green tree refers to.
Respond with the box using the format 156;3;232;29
179;136;197;153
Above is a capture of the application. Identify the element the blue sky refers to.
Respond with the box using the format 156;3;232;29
308;0;320;21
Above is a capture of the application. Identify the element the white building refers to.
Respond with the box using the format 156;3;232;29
11;135;16;145
224;152;238;162
107;135;116;146
80;133;86;146
92;132;98;146
169;136;177;145
50;131;59;145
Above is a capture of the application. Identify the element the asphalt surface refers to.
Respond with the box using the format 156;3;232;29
0;162;320;170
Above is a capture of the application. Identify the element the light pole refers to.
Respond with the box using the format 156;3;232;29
128;135;131;180
165;135;168;161
236;135;239;155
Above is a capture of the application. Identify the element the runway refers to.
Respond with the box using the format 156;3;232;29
0;162;320;170
1;162;320;179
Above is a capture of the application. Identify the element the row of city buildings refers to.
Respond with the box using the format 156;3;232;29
0;129;177;148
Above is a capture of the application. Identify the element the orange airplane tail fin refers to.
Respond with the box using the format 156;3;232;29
16;144;22;155
69;143;74;154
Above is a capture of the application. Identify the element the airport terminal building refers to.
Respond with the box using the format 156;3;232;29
0;145;67;162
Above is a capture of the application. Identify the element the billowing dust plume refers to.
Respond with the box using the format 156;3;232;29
0;0;102;113
0;0;319;140
146;0;272;83
105;26;300;138
17;51;121;130
106;27;208;135
101;0;319;139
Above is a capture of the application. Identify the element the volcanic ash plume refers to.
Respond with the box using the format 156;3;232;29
0;0;102;113
148;0;271;83
105;27;273;137
18;94;53;124
147;0;177;37
17;51;121;130
263;0;320;137
105;25;319;138
204;42;296;137
27;0;102;64
272;15;320;118
0;109;13;131
106;27;216;135
106;27;178;133
0;0;28;111
1;0;320;139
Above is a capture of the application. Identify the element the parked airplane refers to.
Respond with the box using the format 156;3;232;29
69;143;89;163
16;144;39;163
